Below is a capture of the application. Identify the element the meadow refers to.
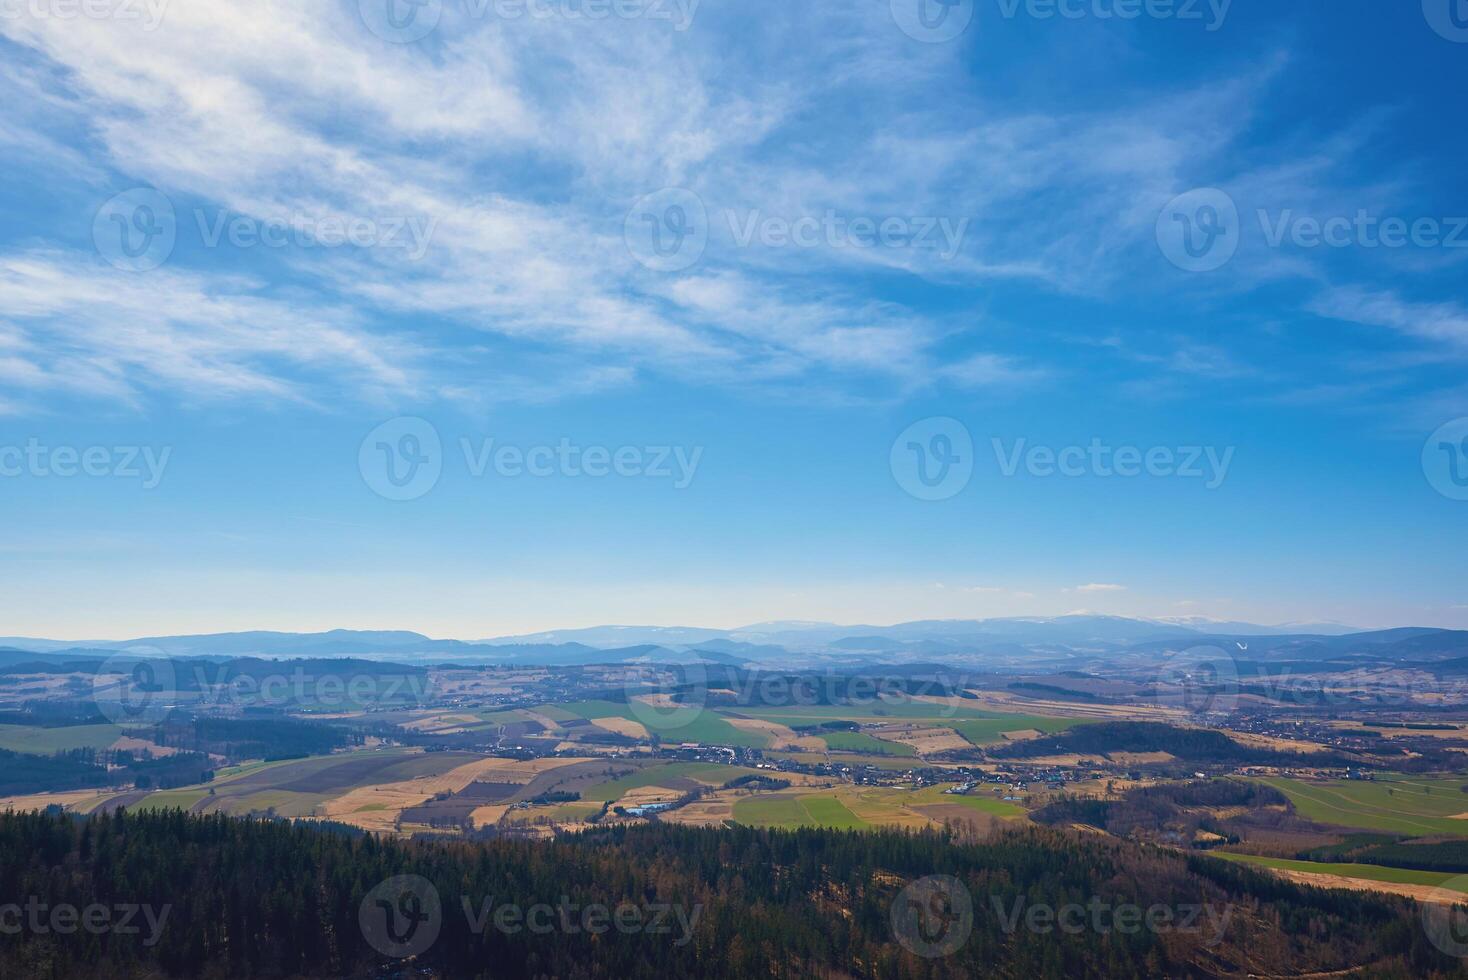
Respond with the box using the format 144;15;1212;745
1255;775;1468;837
1212;851;1468;893
731;783;1026;831
0;723;125;754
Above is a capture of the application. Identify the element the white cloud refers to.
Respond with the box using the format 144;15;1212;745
1308;287;1468;351
1;4;1453;417
0;250;422;405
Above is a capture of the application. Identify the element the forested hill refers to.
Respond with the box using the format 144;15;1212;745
0;810;1463;979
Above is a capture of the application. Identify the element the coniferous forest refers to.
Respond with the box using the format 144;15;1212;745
1;808;1465;979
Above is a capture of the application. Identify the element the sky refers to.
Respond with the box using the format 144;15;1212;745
1;0;1466;639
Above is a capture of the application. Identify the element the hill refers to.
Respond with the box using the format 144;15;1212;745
0;810;1461;978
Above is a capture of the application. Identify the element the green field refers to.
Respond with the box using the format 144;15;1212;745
130;788;211;812
730;782;1024;830
554;700;770;748
762;750;917;771
524;704;581;723
130;748;476;818
905;785;1027;818
733;793;870;830
1256;775;1468;837
0;723;125;754
819;731;917;756
581;762;762;802
1211;851;1468;893
723;705;1086;749
502;800;604;824
727;702;992;723
798;795;868;829
732;794;809;828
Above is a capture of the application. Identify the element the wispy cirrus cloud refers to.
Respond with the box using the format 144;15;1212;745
0;1;1458;421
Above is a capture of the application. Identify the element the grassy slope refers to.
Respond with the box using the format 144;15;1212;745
798;795;869;830
732;783;1024;830
819;731;917;756
1212;851;1468;892
1256;775;1468;837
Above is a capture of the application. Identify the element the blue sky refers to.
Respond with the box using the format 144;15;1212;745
1;0;1466;638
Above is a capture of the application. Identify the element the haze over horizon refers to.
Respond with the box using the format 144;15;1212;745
0;611;1417;649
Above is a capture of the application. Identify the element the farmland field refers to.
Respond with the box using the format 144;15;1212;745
1211;851;1468;893
731;783;1025;830
947;716;1084;746
732;793;869;830
550;700;769;748
819;730;916;756
721;705;1087;749
731;794;808;828
726;702;993;723
1254;775;1468;837
580;761;760;802
797;795;868;829
0;723;125;754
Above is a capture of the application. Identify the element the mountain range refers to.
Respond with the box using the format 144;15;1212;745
6;616;1468;671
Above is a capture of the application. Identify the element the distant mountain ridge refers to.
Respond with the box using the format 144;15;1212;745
14;616;1468;672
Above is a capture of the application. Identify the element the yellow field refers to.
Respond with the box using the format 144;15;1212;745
470;804;510;828
0;789;111;812
1226;731;1330;754
659;795;737;825
959;690;1182;722
521;709;568;730
323;756;593;831
724;717;825;751
590;716;651;739
110;735;182;757
869;724;971;755
1106;751;1176;765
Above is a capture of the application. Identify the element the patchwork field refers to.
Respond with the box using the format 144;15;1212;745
1255;775;1468;837
580;762;760;802
731;784;1026;832
720;704;1087;751
868;723;971;756
820;730;916;756
552;700;769;748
